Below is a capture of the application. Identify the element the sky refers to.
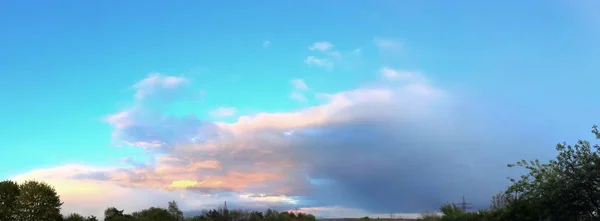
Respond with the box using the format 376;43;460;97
1;0;599;219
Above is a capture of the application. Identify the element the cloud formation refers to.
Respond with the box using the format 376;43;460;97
309;42;334;52
132;73;189;100
374;38;402;51
210;107;237;117
380;67;420;81
12;54;521;218
289;92;308;102
304;56;333;69
290;79;308;90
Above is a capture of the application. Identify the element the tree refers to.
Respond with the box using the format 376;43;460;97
168;200;185;221
104;207;137;221
249;211;264;221
265;209;278;221
505;125;600;220
490;192;508;211
17;180;63;221
132;207;177;221
0;180;20;221
65;213;86;221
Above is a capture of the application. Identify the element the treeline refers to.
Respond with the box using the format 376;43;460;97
100;205;316;221
414;125;600;221
0;179;316;221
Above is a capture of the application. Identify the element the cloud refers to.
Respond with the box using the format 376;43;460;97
380;67;418;80
309;41;334;52
374;38;402;50
133;73;189;100
11;165;300;219
289;92;308;102
263;41;271;47
304;56;333;69
290;79;308;90
210;107;237;117
305;42;360;70
14;65;525;218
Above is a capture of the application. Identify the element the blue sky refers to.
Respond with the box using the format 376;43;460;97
1;0;599;218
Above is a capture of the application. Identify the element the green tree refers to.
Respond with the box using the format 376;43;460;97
17;180;63;221
265;209;278;221
301;213;316;221
505;125;600;220
104;207;137;221
65;213;86;221
249;211;264;221
132;207;177;221
0;180;20;221
168;201;185;221
104;207;124;221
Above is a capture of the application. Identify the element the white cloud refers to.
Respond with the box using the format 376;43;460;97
290;79;308;90
263;41;271;47
305;42;360;69
289;92;308;102
374;38;402;50
380;67;417;80
210;107;237;117
309;41;334;52
133;73;189;100
305;56;333;69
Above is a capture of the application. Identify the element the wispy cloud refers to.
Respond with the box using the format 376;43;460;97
289;92;308;102
380;67;417;80
309;41;334;52
304;56;333;69
374;38;402;51
290;79;308;90
133;73;189;100
263;40;271;47
305;41;360;69
210;107;237;117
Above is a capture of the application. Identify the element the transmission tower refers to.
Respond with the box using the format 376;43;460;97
456;196;472;212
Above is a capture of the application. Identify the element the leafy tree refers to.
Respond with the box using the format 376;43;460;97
17;180;63;221
104;207;137;221
489;192;508;211
249;211;264;221
203;209;222;220
65;213;86;221
230;209;249;221
132;207;177;221
505;125;600;220
168;201;185;221
0;180;20;221
265;209;278;221
301;213;316;221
